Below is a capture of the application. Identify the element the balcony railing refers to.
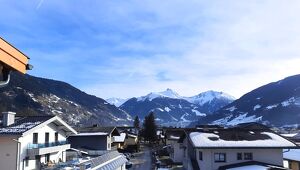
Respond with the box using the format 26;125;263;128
28;141;67;149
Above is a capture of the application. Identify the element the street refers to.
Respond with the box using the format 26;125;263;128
130;145;153;170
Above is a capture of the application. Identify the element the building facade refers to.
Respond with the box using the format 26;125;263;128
0;112;77;170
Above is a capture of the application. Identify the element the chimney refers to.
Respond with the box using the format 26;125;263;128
2;112;16;127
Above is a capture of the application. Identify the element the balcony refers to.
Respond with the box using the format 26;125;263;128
27;141;70;157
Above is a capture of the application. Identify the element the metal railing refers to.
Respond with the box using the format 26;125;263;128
28;141;67;149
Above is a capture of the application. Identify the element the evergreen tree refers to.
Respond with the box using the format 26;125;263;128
133;116;140;130
142;112;157;143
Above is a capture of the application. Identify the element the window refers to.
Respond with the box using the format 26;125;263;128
35;155;41;167
244;153;253;160
45;133;49;146
214;153;226;162
25;156;29;167
33;133;38;144
45;154;50;163
237;153;242;160
199;151;203;160
55;132;59;143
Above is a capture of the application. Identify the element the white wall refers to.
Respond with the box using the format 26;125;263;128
196;148;283;170
107;134;112;150
167;140;184;163
0;136;18;170
173;142;184;163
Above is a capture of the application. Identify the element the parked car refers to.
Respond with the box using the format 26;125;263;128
126;161;133;169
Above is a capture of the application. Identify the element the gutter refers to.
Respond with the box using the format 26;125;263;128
0;69;10;88
12;139;21;170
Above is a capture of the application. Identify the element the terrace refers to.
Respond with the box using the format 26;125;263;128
27;141;71;157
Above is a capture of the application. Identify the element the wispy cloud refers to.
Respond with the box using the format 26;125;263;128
1;0;300;98
36;0;45;10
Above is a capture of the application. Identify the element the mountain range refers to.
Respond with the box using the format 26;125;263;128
111;89;235;126
195;74;300;127
0;72;132;126
2;72;300;128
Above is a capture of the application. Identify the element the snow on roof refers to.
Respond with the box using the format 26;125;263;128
170;135;180;140
127;133;137;138
189;131;297;148
113;133;126;142
70;132;108;136
0;121;42;134
280;133;298;138
293;132;300;139
284;149;300;161
0;116;53;135
228;165;268;170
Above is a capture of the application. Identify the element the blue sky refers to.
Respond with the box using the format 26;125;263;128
1;0;300;99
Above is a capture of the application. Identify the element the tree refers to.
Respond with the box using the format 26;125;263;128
142;112;157;143
133;116;140;130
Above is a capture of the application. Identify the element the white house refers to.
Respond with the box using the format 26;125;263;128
182;126;298;170
164;128;185;163
113;132;127;149
0;112;77;170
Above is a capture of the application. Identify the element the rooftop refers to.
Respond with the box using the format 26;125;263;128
75;125;119;136
164;128;185;141
188;128;298;148
113;133;126;142
0;116;54;135
283;149;300;161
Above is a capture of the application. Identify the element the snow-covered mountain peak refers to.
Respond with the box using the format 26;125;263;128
137;88;181;101
106;98;128;107
160;88;181;98
186;90;235;106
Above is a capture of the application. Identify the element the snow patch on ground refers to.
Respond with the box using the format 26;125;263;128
212;115;233;125
253;104;261;111
156;108;164;112
265;104;278;110
51;110;63;114
178;104;182;109
212;113;262;126
180;113;191;122
280;97;300;107
164;107;171;112
226;106;237;112
27;92;38;102
192;109;206;116
226;114;262;126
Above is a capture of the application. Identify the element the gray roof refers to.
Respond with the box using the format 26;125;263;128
76;126;119;136
0;116;54;135
87;151;127;169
